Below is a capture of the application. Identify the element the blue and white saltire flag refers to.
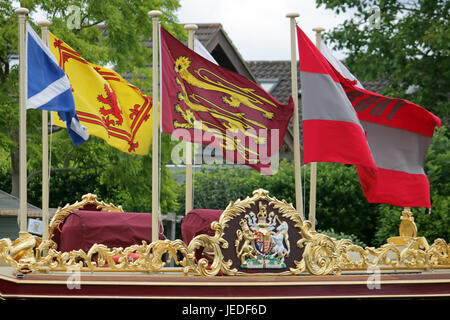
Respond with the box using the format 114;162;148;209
26;22;89;145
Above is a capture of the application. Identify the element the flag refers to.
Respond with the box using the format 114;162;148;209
320;40;364;89
331;55;441;208
160;27;293;174
26;22;88;145
296;26;377;172
297;26;441;208
193;38;218;65
49;33;153;155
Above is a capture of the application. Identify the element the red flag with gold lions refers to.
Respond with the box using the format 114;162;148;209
160;27;293;174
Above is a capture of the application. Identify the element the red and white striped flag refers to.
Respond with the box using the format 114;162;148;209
297;26;441;208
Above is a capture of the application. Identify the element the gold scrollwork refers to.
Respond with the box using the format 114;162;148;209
187;188;343;276
302;234;340;275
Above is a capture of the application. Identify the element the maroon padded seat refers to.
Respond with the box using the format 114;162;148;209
52;210;163;252
181;209;223;244
181;209;223;267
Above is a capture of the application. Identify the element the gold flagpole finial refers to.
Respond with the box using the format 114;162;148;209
148;10;162;18
286;12;299;18
15;7;29;15
312;27;325;33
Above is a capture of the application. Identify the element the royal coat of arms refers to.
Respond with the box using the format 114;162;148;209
235;202;290;269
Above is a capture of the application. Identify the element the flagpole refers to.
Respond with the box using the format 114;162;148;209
286;13;304;219
149;10;162;243
309;27;325;232
38;20;52;241
184;24;197;215
16;8;29;232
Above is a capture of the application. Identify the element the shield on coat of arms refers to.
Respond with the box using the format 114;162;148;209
254;231;272;255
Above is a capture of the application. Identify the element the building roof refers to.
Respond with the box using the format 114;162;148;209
125;23;257;88
246;61;300;105
247;60;388;105
0;189;48;217
246;61;300;156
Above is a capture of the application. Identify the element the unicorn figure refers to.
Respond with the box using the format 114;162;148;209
270;221;290;262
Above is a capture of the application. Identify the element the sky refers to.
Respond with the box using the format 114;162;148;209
175;0;354;61
25;0;354;61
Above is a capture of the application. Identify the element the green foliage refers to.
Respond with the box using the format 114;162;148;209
181;160;379;245
312;163;380;245
374;194;450;247
0;4;41;187
318;228;366;247
178;165;256;215
24;131;180;214
35;0;185;72
181;160;301;215
425;126;450;198
415;193;450;242
94;133;180;213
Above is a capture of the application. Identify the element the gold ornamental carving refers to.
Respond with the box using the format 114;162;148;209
0;190;449;276
386;208;429;251
48;193;123;240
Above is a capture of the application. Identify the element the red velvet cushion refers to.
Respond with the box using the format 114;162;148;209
56;210;162;252
181;209;223;244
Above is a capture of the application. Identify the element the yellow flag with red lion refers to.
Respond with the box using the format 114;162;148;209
49;33;153;155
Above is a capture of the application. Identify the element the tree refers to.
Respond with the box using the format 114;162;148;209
316;0;449;121
0;2;40;197
181;161;380;245
0;0;185;213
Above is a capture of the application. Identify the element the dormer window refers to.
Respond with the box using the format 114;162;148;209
258;78;279;94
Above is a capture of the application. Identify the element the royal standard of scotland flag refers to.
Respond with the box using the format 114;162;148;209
25;22;89;145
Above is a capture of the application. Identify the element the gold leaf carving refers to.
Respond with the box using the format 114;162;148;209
0;191;449;276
